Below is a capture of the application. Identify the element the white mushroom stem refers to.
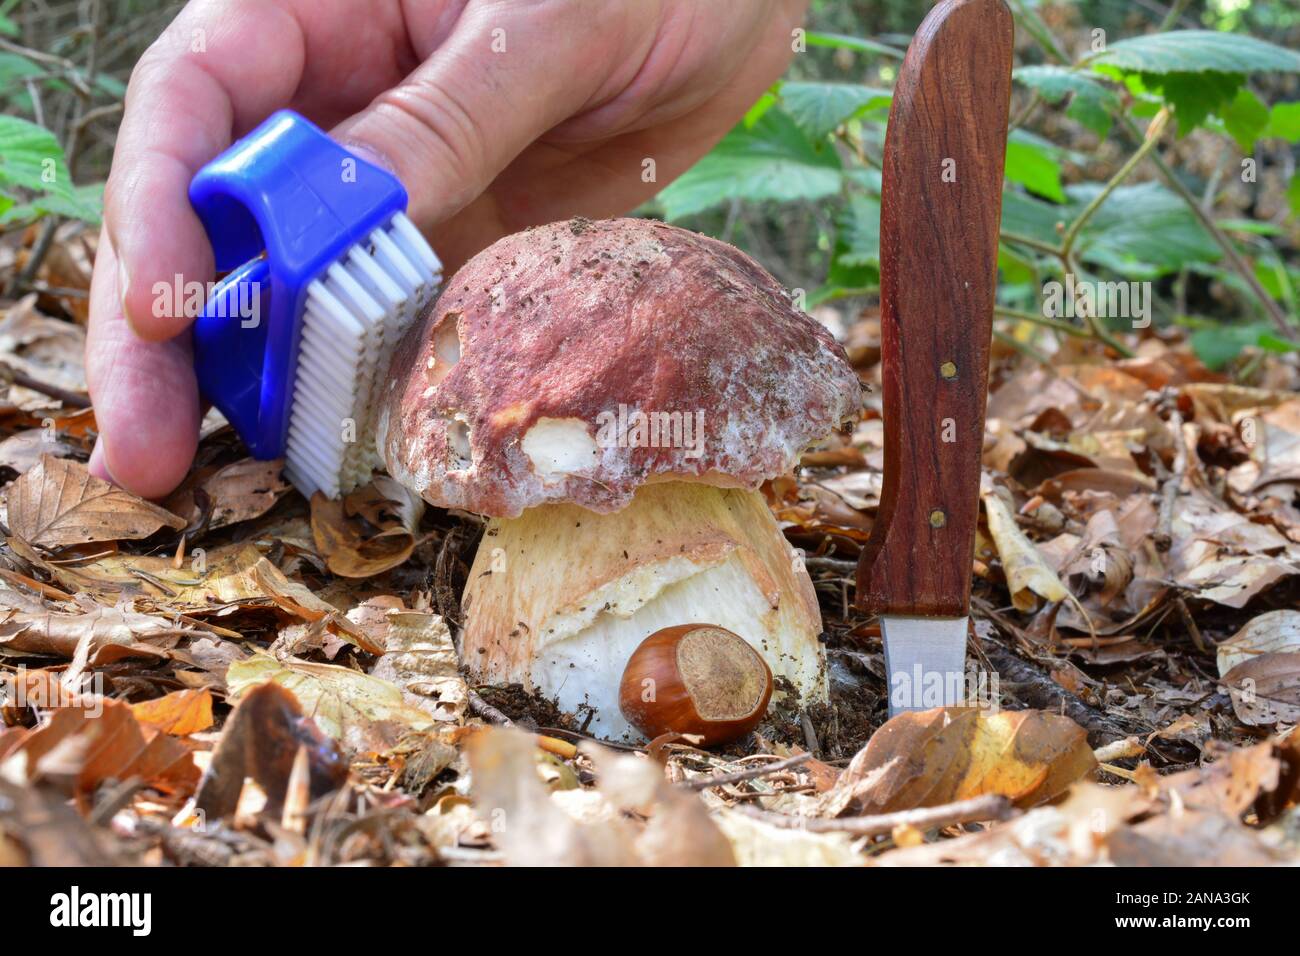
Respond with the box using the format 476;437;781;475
460;482;827;741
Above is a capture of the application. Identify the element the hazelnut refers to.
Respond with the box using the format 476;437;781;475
619;625;773;745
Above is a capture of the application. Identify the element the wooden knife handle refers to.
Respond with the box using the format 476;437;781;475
856;0;1013;618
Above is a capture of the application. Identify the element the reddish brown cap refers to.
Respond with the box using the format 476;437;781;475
378;218;861;517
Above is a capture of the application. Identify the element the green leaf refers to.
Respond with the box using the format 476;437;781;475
1070;181;1220;277
743;91;777;129
0;115;74;196
835;195;880;268
1001;189;1067;248
1090;31;1300;75
656;108;842;221
1191;322;1298;370
1000;182;1219;278
1220;88;1270;152
1144;70;1244;134
1013;65;1119;139
1264;102;1300;142
1218;218;1284;237
804;31;905;59
0;181;103;227
778;82;891;142
1289;174;1300;218
1004;137;1065;203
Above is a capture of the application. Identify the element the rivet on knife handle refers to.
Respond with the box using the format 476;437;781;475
854;0;1013;713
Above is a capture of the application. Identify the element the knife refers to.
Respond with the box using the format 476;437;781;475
855;0;1013;717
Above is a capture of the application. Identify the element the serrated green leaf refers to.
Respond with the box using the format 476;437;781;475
1000;182;1219;278
1004;138;1065;202
0;115;75;197
1143;70;1244;133
1013;65;1119;138
0;180;102;227
656;108;842;221
1091;31;1300;75
778;82;891;141
1265;103;1300;142
1071;181;1220;276
1220;88;1270;152
835;195;880;268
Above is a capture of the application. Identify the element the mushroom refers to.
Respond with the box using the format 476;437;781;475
378;218;861;739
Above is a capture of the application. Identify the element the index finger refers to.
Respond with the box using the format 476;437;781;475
104;0;307;341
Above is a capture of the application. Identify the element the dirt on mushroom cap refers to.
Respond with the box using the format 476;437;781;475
379;217;863;518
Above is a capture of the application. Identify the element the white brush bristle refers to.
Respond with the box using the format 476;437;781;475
283;212;440;499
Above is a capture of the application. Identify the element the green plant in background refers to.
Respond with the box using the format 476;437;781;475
652;1;1300;371
0;0;139;297
0;114;102;225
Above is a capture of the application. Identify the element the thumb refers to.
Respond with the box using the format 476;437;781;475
330;1;653;262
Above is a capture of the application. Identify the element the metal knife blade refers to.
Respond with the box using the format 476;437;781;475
855;0;1013;717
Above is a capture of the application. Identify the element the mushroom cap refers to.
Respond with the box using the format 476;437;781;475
379;217;861;517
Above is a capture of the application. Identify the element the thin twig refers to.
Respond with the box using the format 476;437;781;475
684;752;811;791
730;794;1012;836
995;306;1091;338
1154;410;1186;552
467;689;514;726
0;361;91;408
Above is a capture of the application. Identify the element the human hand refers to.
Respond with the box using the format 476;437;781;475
87;0;806;497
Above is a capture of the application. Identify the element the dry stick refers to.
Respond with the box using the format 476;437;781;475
467;688;514;726
0;362;91;408
684;752;812;791
731;794;1012;836
1154;410;1187;552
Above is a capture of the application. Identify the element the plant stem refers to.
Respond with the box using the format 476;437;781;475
1158;0;1194;32
1118;114;1297;341
1061;107;1170;261
1006;0;1070;64
995;306;1090;337
1000;230;1063;257
994;328;1054;365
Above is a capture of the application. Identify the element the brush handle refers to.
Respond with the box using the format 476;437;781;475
855;0;1013;618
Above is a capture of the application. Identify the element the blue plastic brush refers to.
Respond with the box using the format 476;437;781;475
188;110;441;499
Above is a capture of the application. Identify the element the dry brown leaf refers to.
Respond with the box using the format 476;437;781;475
583;742;736;866
6;455;184;548
129;689;214;735
13;699;199;802
981;486;1070;610
1217;609;1300;676
193;682;347;821
821;707;1096;816
368;609;466;724
309;477;424;578
466;727;639;866
1223;653;1300;726
226;651;440;753
0;429;77;474
0;585;186;664
166;458;290;530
